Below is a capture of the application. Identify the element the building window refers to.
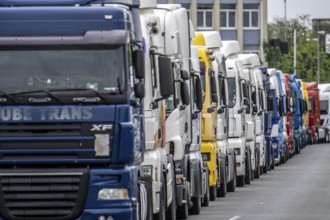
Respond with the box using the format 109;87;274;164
243;10;259;28
197;9;213;30
220;10;236;29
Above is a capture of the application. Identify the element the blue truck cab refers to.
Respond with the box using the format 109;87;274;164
267;69;280;169
0;0;146;219
290;74;302;154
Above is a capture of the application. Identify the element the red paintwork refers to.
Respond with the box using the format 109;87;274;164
283;74;294;155
306;82;320;142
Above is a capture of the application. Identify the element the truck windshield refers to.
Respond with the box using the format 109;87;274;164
227;78;236;108
0;45;126;96
320;100;328;115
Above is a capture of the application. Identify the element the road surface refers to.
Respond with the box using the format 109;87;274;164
189;143;330;220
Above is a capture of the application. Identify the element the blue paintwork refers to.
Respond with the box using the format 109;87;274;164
0;2;143;219
290;74;302;151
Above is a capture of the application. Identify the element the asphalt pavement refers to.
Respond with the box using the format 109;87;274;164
189;143;330;220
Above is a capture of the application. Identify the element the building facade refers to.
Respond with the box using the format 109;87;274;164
157;0;268;62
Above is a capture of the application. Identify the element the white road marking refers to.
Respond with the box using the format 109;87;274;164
229;216;241;220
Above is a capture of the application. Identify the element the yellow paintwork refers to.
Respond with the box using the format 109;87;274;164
302;82;309;126
193;33;221;188
201;141;220;187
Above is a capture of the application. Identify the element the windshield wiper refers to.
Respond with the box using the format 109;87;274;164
10;90;63;104
0;90;18;104
49;88;108;103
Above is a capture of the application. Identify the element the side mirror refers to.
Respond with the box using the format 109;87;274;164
158;56;174;97
244;98;249;106
210;75;217;95
279;99;284;117
180;70;190;81
242;82;248;98
181;82;190;106
195;77;203;111
267;97;274;111
252;104;258;114
134;82;145;98
210;75;218;103
133;49;145;79
252;91;257;104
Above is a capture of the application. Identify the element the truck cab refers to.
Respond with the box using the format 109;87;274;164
238;54;264;178
290;74;303;153
0;0;147;219
192;36;220;201
194;31;236;197
318;83;330;142
283;74;295;157
306;82;322;144
221;41;251;186
139;1;177;219
268;69;280;168
275;71;287;165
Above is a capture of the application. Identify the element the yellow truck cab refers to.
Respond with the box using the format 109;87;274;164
193;35;220;201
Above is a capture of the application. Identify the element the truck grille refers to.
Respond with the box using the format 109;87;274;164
0;169;89;220
0;123;113;162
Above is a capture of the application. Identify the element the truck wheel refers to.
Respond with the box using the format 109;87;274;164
138;176;153;220
295;137;300;154
254;150;260;179
201;167;210;207
153;173;166;220
218;159;227;197
227;156;236;192
189;166;201;215
166;158;176;220
176;182;189;219
270;148;275;169
245;150;252;184
209;185;217;201
237;175;245;187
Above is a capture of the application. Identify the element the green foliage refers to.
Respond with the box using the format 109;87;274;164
264;15;330;83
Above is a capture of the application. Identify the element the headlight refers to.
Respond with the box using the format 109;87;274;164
201;153;211;161
95;134;110;156
133;115;142;162
234;148;241;156
142;165;152;176
98;188;129;200
272;143;277;149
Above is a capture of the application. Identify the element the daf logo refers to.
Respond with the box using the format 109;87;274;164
91;124;113;131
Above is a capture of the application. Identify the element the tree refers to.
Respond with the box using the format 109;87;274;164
264;15;330;83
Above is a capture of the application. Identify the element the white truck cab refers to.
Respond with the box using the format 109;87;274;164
221;41;251;186
139;1;176;219
319;84;330;142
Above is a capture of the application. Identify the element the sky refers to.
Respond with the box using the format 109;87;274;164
268;0;330;23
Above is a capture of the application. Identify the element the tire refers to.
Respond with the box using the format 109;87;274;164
138;176;153;220
245;150;252;185
218;159;227;197
209;185;217;201
189;194;201;215
227;156;236;192
270;148;275;170
254;150;260;179
201;168;210;207
237;175;245;187
153;173;166;220
295;137;300;154
189;166;201;215
166;158;176;220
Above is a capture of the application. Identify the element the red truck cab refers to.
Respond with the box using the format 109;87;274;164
306;82;321;143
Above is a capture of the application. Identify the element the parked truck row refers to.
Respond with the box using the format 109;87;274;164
0;1;326;220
